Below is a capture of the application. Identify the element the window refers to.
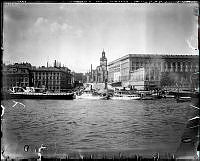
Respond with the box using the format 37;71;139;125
24;77;28;82
136;62;139;70
182;62;185;71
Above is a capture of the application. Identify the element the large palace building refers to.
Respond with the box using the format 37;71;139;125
108;54;199;90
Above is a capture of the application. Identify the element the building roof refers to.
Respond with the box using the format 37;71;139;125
108;54;199;66
31;66;71;73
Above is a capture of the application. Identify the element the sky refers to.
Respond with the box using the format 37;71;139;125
3;2;199;73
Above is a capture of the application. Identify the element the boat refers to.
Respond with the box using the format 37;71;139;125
99;95;111;100
76;90;112;100
151;93;163;99
176;96;192;103
111;91;141;100
2;87;74;100
164;95;175;98
139;92;155;100
75;90;101;99
141;96;155;100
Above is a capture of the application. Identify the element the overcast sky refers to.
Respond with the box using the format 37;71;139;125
3;2;198;73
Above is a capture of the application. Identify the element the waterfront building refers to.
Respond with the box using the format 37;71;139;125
72;72;85;88
2;62;33;91
2;61;73;92
108;54;199;90
31;62;72;92
72;72;84;83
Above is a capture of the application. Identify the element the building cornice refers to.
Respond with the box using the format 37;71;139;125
108;54;199;66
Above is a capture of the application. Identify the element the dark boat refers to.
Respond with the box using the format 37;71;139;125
99;94;111;100
2;87;74;100
141;96;155;100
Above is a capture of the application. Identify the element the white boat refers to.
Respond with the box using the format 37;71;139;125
164;95;175;98
111;93;141;100
177;96;192;102
75;90;101;99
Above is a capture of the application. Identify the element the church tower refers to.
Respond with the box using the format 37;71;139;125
99;50;108;83
100;50;107;70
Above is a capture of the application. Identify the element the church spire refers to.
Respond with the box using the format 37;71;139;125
102;49;105;58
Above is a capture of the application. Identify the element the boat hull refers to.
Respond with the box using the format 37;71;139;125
111;96;141;100
176;97;192;103
2;92;75;100
76;95;101;99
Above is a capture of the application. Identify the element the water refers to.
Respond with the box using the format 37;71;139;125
1;98;195;159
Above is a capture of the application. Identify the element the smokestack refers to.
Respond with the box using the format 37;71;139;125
91;64;93;82
91;64;92;74
54;60;56;67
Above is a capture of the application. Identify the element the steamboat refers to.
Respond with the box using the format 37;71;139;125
2;87;74;100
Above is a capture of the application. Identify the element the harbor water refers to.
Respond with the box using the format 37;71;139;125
1;98;195;159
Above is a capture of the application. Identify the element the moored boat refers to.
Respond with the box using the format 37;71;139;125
2;87;74;100
75;90;101;99
99;95;111;100
111;91;141;100
176;96;192;103
141;96;155;100
164;95;175;98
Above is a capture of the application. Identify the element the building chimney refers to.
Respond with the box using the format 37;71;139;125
91;64;93;82
54;60;56;67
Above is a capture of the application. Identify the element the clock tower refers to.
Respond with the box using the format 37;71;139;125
100;50;107;70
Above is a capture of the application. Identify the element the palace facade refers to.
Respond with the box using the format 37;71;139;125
108;54;199;90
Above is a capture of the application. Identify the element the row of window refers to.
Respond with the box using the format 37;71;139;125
34;72;60;76
34;80;72;84
10;83;29;87
110;65;199;74
131;65;198;73
9;77;29;82
34;81;60;85
131;62;198;69
7;68;29;74
34;76;60;80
